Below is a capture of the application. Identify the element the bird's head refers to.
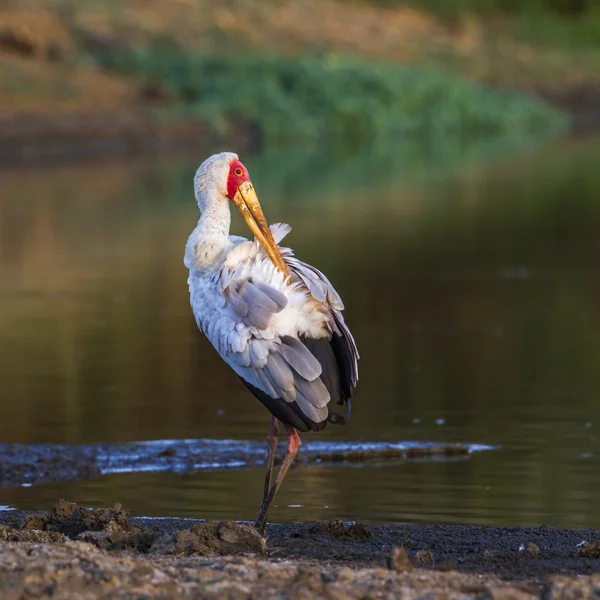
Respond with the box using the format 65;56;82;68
194;152;288;277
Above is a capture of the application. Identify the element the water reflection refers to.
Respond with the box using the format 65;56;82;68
1;136;600;527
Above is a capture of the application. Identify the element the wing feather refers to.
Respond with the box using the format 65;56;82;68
252;279;287;311
226;287;248;318
265;352;296;396
255;368;278;398
270;222;292;243
294;375;330;409
282;254;358;395
249;339;269;367
190;223;358;430
278;336;322;381
232;279;285;330
284;256;344;310
295;391;328;423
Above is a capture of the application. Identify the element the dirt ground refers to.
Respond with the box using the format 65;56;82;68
1;500;600;598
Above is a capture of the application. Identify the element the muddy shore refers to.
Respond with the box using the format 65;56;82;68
1;500;600;598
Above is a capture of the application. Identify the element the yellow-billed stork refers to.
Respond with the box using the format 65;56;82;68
184;152;359;534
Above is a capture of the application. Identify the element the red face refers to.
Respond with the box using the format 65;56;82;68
227;159;251;200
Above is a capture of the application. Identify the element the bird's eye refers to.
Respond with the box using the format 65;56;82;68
234;168;243;176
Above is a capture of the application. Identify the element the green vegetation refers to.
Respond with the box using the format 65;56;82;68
377;0;600;51
1;0;597;139
509;11;600;50
91;46;566;143
378;0;598;17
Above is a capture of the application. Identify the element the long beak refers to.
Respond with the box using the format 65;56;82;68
232;181;290;280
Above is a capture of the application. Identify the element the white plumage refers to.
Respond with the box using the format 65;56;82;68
186;220;357;426
184;151;358;533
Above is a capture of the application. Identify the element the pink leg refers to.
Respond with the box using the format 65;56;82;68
254;425;301;535
263;416;279;501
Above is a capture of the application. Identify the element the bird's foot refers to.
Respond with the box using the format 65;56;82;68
253;517;267;537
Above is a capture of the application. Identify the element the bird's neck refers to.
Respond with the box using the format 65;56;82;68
185;197;232;272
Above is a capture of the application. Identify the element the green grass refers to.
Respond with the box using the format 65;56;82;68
91;45;567;143
371;0;599;17
372;0;600;52
509;11;600;50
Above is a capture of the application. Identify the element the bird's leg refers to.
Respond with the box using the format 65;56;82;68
263;416;279;502
254;425;301;536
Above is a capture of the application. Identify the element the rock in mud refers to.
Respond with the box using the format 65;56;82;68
77;524;156;553
10;501;263;557
523;542;541;556
309;520;372;540
0;524;65;543
20;499;156;552
388;547;413;572
415;550;435;565
22;514;49;531
151;521;266;556
577;542;600;558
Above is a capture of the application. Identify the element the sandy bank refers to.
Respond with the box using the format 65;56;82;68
1;501;600;598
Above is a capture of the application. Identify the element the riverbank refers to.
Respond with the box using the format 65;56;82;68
2;0;599;163
1;501;600;598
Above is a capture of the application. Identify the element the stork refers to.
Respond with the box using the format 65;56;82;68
184;152;359;534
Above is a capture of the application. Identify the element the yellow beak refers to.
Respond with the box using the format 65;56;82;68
232;181;290;280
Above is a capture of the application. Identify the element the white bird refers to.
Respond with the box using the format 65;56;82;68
184;152;359;534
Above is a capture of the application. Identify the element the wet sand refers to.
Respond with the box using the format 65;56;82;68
1;500;600;598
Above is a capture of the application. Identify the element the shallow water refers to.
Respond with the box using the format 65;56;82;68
1;136;600;527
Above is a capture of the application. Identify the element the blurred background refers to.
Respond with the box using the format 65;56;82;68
1;0;600;528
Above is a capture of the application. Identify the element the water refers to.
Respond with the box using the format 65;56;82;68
1;136;600;527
